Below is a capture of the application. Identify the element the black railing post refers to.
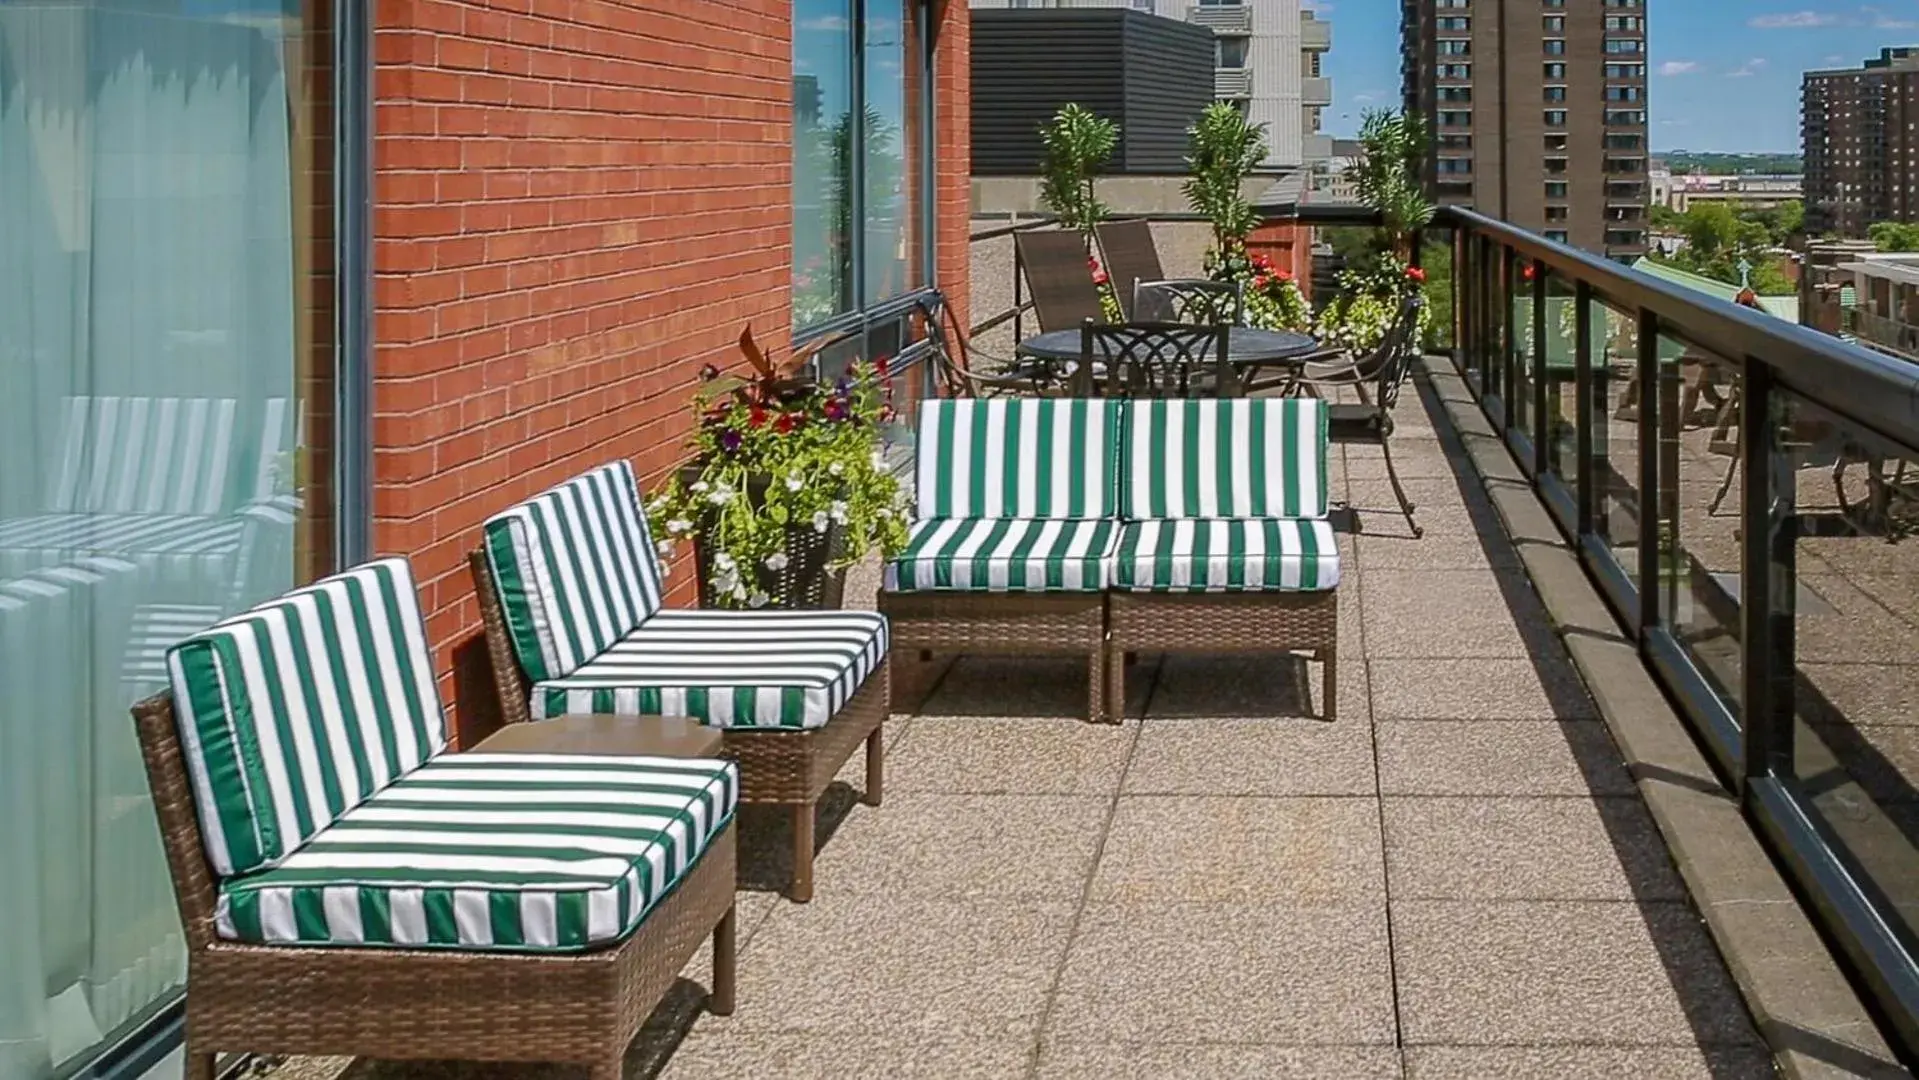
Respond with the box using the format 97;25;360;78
1574;280;1595;536
1013;228;1025;345
1635;308;1661;637
1531;257;1549;476
1501;246;1517;434
1740;359;1795;788
1453;227;1468;370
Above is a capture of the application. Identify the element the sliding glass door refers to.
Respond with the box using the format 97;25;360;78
0;1;345;1074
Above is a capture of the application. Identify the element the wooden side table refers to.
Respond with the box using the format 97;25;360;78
471;714;723;758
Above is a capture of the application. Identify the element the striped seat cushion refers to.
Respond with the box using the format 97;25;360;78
47;395;289;516
1111;519;1341;592
530;609;888;730
482;461;664;683
883;519;1118;592
215;752;737;952
167;557;449;877
916;398;1123;519
1121;399;1332;520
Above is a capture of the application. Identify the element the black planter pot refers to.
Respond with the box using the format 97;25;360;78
680;465;849;610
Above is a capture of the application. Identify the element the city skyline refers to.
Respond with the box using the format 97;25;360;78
1317;0;1919;153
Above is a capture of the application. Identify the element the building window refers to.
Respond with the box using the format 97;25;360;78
793;0;933;327
1544;109;1568;127
0;3;351;1075
1605;85;1642;102
1438;157;1474;174
1439;39;1471;56
1544;85;1567;102
1437;16;1470;30
1606;15;1644;30
1544;39;1566;56
1438;86;1473;102
1543;15;1564;32
1543;62;1566;79
1440;63;1472;78
1545;133;1569;151
1218;37;1248;68
1546;180;1570;198
1438;110;1474;127
1546;205;1570;221
1439;133;1474;150
1545;229;1571;243
1603;38;1644;54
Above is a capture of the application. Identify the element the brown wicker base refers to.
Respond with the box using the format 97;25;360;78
1106;591;1338;720
876;591;1109;722
131;693;739;1080
469;548;890;902
723;661;889;903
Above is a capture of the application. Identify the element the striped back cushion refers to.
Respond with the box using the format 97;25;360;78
1122;398;1331;520
481;460;664;682
166;557;448;878
48;395;288;516
915;398;1123;519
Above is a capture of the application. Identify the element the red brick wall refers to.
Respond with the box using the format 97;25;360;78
370;0;973;738
371;0;794;733
934;0;971;328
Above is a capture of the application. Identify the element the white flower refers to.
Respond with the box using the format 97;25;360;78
764;552;790;571
871;449;887;469
829;499;849;524
731;584;748;602
707;483;735;506
828;461;844;477
785;474;804;492
690;480;710;494
747;590;770;609
655;540;674;558
712;569;740;595
877;506;892;520
666;518;692;535
811;510;830;533
714;552;736;571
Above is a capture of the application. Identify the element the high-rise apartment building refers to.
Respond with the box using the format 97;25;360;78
1401;0;1649;259
1803;47;1919;238
971;0;1333;169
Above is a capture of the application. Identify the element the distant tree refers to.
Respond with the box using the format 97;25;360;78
1869;221;1919;252
1650;204;1684;232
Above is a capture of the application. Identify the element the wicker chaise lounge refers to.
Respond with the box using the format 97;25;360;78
471;460;890;902
1106;398;1341;718
879;398;1123;722
132;557;740;1080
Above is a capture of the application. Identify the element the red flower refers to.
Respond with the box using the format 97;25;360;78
874;354;891;379
1275;268;1295;283
1252;253;1273;270
749;405;769;428
1520;264;1536;281
1092;268;1109;286
774;412;799;434
1406;266;1428;283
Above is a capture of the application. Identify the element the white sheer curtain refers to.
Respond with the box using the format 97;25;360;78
0;5;298;1076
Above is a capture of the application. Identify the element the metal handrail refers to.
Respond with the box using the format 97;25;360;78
1439;205;1919;445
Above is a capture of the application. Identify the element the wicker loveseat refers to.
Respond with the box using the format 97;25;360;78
132;557;740;1080
471;460;891;902
882;397;1339;722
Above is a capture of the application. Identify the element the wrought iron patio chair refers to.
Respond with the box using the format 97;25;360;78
1078;321;1237;399
1293;294;1426;536
1132;278;1246;327
1094;220;1167;317
1015;229;1105;332
914;290;1059;398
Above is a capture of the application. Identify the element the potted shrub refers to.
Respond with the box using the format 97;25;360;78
1038;104;1124;320
1315;108;1438;351
646;326;910;610
1184;103;1311;331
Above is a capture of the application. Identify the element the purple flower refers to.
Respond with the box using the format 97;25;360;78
718;429;743;453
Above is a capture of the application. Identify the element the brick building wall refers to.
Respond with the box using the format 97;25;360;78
370;0;970;737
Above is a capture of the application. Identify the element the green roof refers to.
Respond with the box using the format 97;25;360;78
1630;257;1799;323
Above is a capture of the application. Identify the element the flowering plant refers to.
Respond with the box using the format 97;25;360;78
1088;253;1124;322
1206;244;1310;332
1313;262;1431;354
646;326;911;609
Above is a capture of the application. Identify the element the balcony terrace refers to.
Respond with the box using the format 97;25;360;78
235;209;1919;1080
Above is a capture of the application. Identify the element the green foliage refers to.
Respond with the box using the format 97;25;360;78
1662;152;1802;176
1038;105;1119;234
1353;109;1436;257
1416;236;1455;352
1183;102;1269;258
647;354;909;609
1869;220;1919;252
1649;199;1798;294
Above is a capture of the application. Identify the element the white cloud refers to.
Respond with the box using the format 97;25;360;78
1658;60;1700;76
1748;10;1839;27
1353;92;1379;103
1726;58;1770;77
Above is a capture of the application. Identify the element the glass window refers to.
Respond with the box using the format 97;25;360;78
0;2;338;1076
795;0;930;327
1218;37;1248;68
794;0;856;327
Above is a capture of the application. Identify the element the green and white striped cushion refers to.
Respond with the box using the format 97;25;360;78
916;399;1123;519
482;461;665;682
167;557;448;878
882;518;1118;592
215;752;737;952
1111;519;1340;592
531;609;888;730
1121;399;1331;520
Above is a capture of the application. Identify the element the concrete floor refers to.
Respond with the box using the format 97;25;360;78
275;378;1784;1080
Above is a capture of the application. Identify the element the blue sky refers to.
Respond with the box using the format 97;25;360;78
1313;0;1919;153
